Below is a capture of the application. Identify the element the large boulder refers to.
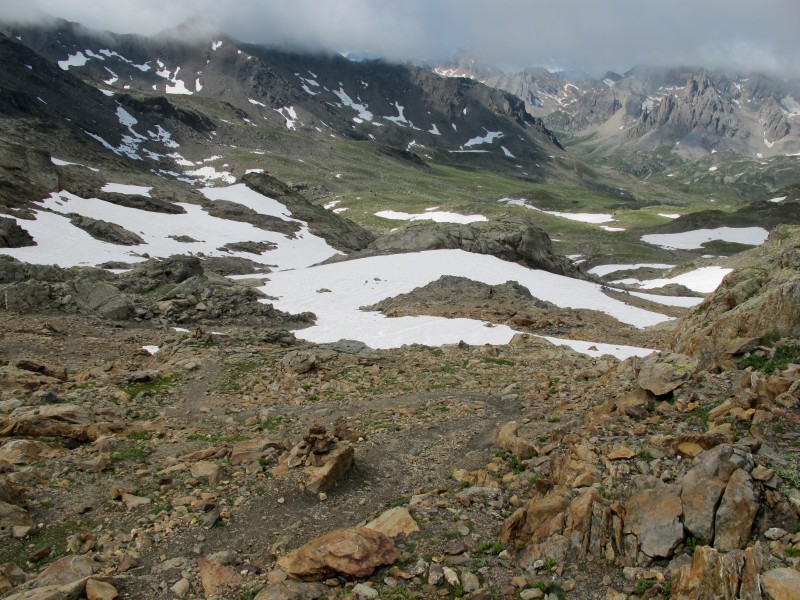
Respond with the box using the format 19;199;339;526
637;352;696;395
276;527;401;581
66;214;145;245
623;483;684;559
70;280;133;320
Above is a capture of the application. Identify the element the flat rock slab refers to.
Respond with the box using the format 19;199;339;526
277;527;401;581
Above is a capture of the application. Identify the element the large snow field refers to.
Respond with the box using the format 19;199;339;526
612;266;732;294
260;249;673;356
1;186;339;269
641;227;768;250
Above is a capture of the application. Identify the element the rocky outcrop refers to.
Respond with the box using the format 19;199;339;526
66;214;145;245
243;172;375;252
672;225;800;366
367;216;585;278
0;217;35;248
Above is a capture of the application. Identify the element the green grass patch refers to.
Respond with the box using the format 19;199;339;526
739;342;800;373
480;357;515;366
110;444;153;464
0;521;90;568
476;541;504;555
121;373;180;400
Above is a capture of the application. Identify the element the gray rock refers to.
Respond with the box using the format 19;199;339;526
638;352;696;395
0;217;35;248
714;469;758;551
70;280;133;320
367;215;583;278
624;483;684;558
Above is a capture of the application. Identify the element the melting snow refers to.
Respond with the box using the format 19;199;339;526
625;292;703;308
501;146;515;158
101;183;152;197
212;41;223;51
248;98;267;107
384;102;411;126
769;196;787;203
332;88;373;121
142;345;160;355
658;213;681;219
463;129;503;149
50;157;99;172
275;106;298;130
641;227;769;250
182;166;236;184
499;198;615;224
600;226;626;232
538;337;655;360
260;249;672;353
375;210;488;224
1;186;339;270
612;266;733;294
708;166;718;172
58;52;88;70
166;79;193;95
428;124;441;136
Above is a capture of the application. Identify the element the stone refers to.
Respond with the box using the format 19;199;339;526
121;494;150;510
714;469;758;551
624;484;683;558
351;583;379;599
676;442;705;457
638;353;696;395
276;527;401;581
761;568;800;600
500;493;569;549
33;555;96;587
85;579;118;600
170;578;191;598
190;461;222;486
681;463;726;541
670;545;744;600
0;440;54;465
254;580;329;600
197;558;243;598
521;589;544;600
442;566;459;587
364;507;420;538
428;562;444;586
304;442;354;494
494;421;536;461
461;571;480;593
0;500;34;536
607;445;636;460
0;404;124;441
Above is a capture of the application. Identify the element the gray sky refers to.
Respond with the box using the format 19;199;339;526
2;0;799;76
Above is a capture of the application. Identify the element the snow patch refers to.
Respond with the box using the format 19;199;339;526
101;183;152;197
58;52;88;70
275;106;298;130
501;146;515;158
332;87;373;121
769;196;787;203
589;263;675;277
498;198;615;224
641;227;769;250
612;266;733;294
375;210;488;224
463;129;503;149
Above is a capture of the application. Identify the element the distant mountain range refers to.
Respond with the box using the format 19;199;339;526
432;52;800;158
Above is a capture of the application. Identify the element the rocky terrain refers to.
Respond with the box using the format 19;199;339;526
1;211;799;600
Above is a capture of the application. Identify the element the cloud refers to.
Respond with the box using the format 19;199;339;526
2;0;799;76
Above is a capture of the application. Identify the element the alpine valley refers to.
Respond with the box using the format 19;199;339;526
0;15;799;600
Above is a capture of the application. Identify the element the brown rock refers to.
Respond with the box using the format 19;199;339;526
0;440;55;465
120;494;150;510
85;579;118;600
624;484;683;558
670;545;744;599
638;353;696;395
0;500;34;535
197;558;243;598
761;568;800;600
0;404;124;441
364;507;420;538
714;469;758;551
500;493;569;549
34;556;96;587
276;527;401;581
304;442;354;494
681;463;727;542
190;461;222;486
607;445;636;460
494;421;536;461
254;580;329;600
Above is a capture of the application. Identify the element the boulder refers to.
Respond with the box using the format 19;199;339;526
304;442;354;494
637;353;696;395
0;404;124;441
33;556;96;587
623;483;683;559
494;421;536;461
70;280;132;321
85;579;118;600
364;507;420;538
276;527;401;581
713;469;758;551
67;214;145;246
197;558;242;598
669;543;767;600
0;500;34;536
254;581;329;600
761;568;800;600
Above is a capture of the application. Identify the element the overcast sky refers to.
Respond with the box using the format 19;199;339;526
2;0;799;76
